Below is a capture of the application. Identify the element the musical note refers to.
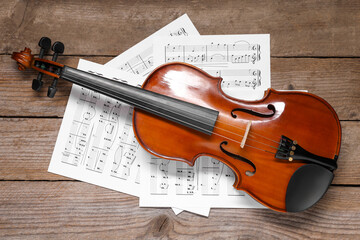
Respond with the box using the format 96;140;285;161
175;161;196;195
164;42;261;65
61;88;98;166
139;34;269;213
111;106;140;180
199;157;222;195
50;15;223;215
50;59;147;199
225;167;244;196
86;99;121;173
150;157;170;195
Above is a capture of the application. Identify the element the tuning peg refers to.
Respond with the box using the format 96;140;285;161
38;37;51;58
47;85;57;98
32;75;43;91
46;41;64;98
47;78;58;98
32;37;51;91
48;42;64;98
51;41;65;61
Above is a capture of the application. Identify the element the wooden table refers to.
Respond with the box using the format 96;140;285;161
1;1;359;239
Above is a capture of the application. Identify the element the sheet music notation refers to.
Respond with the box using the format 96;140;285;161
165;41;261;64
49;16;270;217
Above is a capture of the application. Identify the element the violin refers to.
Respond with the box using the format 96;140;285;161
12;37;341;212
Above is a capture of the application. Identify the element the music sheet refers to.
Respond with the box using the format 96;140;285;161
48;14;206;215
48;60;147;196
153;34;270;100
48;15;269;216
49;60;210;216
105;14;206;215
106;14;199;76
139;34;270;212
140;157;264;210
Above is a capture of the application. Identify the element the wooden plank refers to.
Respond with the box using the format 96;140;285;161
0;118;65;181
1;56;359;120
0;118;358;184
0;1;357;238
1;1;359;57
0;55;108;117
0;182;359;239
271;58;360;121
337;121;360;185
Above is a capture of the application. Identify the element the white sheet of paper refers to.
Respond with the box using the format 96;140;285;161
139;157;264;213
105;13;199;76
105;14;209;215
153;34;270;100
49;59;209;216
139;34;270;211
48;14;205;214
172;207;183;215
48;60;148;197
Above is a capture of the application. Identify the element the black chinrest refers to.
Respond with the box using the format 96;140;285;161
286;164;334;212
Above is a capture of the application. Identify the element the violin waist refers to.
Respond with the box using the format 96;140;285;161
133;62;341;212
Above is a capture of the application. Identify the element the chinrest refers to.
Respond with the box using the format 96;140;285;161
286;164;334;212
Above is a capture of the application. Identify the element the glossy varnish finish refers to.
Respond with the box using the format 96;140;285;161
1;1;359;237
133;63;341;212
11;42;341;212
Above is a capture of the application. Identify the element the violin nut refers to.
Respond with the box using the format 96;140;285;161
289;157;293;162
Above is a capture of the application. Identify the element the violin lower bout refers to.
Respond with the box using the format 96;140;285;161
133;63;341;212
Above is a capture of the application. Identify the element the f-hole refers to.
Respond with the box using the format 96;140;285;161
231;104;276;118
219;141;256;176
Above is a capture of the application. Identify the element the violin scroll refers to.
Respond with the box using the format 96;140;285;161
11;37;65;97
11;47;34;71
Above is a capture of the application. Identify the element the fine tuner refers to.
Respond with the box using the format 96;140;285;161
12;37;341;213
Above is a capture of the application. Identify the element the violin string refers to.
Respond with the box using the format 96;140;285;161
93;86;280;155
134;99;277;154
213;123;280;150
215;118;280;144
71;73;282;152
160;76;281;145
132;92;282;149
126;90;282;150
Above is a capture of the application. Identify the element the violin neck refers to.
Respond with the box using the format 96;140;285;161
60;66;219;135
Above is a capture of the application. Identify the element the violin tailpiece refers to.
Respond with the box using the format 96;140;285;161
276;135;338;171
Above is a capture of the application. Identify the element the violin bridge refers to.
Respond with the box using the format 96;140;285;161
240;121;252;148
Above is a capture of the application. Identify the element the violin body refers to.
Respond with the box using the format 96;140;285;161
11;39;341;212
133;63;341;212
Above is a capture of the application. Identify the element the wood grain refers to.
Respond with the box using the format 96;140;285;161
1;0;359;57
1;56;359;120
0;0;359;238
0;182;359;239
0;55;108;117
0;118;358;184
